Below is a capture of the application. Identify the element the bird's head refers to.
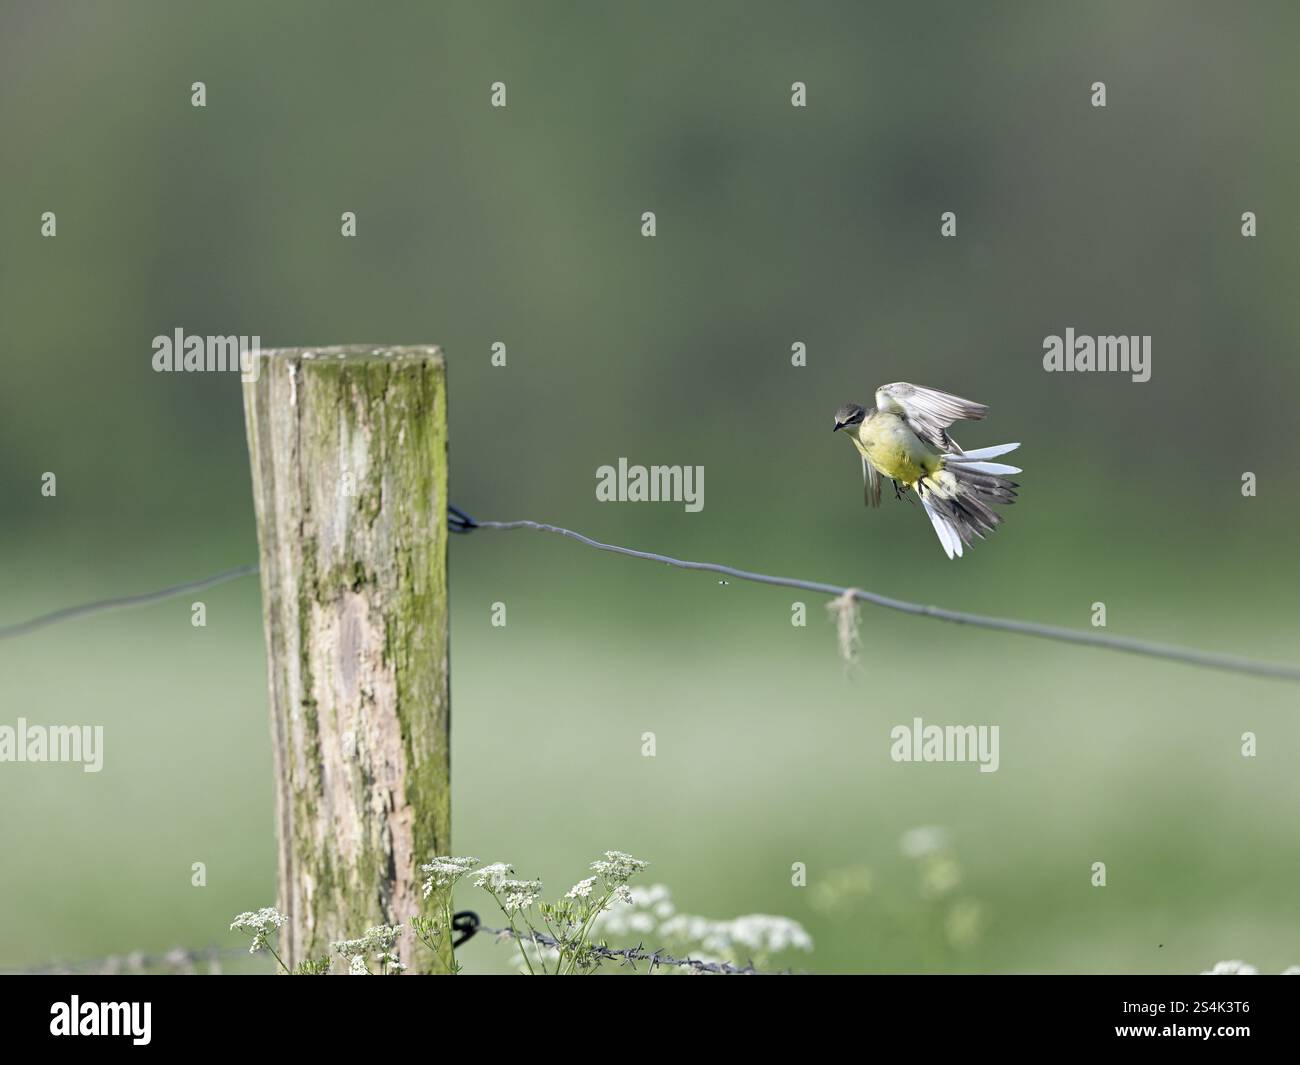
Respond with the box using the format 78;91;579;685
832;402;867;432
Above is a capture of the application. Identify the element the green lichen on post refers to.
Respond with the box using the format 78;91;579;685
242;346;451;973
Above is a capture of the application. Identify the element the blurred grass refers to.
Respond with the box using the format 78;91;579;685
1;528;1297;973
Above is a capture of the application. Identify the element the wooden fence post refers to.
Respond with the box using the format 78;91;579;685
242;345;451;973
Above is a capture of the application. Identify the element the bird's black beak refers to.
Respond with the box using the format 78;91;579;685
832;421;842;432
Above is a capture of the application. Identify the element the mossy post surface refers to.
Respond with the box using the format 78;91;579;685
242;345;450;973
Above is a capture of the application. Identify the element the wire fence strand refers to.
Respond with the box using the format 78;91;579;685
4;934;784;976
469;518;1300;684
1;512;1297;684
0;564;258;641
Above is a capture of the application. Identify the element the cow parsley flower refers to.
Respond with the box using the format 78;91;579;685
421;856;480;897
332;924;404;960
660;913;814;959
500;879;543;915
472;862;514;891
566;877;597;899
1201;960;1258;975
590;851;648;885
229;908;287;954
590;883;675;938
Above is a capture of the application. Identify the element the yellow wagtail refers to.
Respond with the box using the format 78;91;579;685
832;382;1022;559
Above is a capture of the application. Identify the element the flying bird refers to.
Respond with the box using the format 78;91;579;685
832;382;1022;559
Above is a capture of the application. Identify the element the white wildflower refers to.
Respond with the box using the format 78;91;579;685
662;913;813;958
229;907;287;954
472;862;514;891
421;856;480;897
590;883;675;938
566;877;597;899
1201;960;1258;975
332;924;403;960
348;954;368;975
500;879;543;915
1281;966;1300;975
590;851;649;885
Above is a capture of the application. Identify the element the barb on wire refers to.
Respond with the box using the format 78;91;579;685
2;507;1298;685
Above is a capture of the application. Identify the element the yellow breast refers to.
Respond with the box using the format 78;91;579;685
854;414;938;485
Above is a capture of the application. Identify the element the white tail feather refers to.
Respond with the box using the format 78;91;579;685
921;497;961;559
950;460;1021;475
945;442;1020;462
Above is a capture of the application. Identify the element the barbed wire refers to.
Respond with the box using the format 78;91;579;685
6;936;784;977
469;922;785;975
1;508;1297;683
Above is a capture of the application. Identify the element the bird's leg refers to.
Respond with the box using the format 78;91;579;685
892;479;905;500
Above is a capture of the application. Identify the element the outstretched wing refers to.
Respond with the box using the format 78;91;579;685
876;382;987;453
861;454;881;508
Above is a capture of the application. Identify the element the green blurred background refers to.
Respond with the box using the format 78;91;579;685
1;0;1297;974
